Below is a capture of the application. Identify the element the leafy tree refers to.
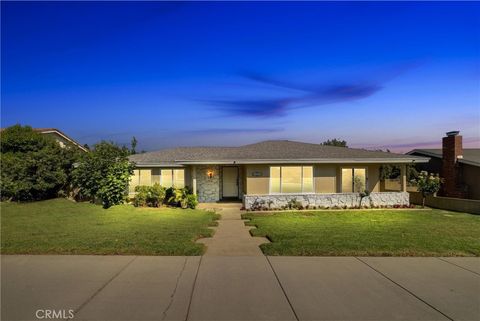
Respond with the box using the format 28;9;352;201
321;138;347;147
73;141;134;208
0;125;79;201
130;136;138;155
413;171;443;208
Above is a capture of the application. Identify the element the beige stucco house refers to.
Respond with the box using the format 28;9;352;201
129;140;429;209
33;128;88;152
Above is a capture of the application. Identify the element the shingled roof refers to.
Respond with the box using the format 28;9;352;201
408;148;480;167
130;140;429;166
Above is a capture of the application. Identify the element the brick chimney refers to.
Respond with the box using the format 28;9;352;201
441;131;464;197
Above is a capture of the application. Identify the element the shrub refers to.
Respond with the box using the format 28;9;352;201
149;183;166;207
165;187;182;206
73;141;134;208
182;194;198;209
165;186;196;208
0;125;79;201
250;199;266;211
412;171;443;208
133;184;166;207
286;198;303;210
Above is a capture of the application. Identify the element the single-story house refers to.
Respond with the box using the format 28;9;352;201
407;131;480;200
129;140;429;209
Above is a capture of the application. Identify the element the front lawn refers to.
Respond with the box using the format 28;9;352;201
243;209;480;256
1;198;219;255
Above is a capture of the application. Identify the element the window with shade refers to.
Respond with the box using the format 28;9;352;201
270;166;314;194
341;168;367;193
129;169;152;193
161;169;185;188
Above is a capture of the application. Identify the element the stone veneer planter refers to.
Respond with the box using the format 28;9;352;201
243;192;409;210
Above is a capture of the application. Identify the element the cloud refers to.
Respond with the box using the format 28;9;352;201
206;62;422;118
207;82;382;118
207;99;291;117
207;73;384;118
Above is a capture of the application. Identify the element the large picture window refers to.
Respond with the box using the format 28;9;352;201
341;168;367;193
270;166;314;194
161;169;185;188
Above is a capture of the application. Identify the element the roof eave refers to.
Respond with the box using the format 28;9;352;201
133;163;185;168
406;149;441;159
459;159;480;167
173;157;430;165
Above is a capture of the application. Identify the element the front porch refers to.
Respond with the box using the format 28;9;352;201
192;165;245;203
190;164;411;209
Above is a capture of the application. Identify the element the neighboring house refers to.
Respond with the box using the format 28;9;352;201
33;128;88;152
407;131;480;200
129;140;429;209
0;127;88;152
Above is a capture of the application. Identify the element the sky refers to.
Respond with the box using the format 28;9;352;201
2;1;479;153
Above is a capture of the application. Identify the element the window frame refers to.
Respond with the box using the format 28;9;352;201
340;167;368;193
269;166;315;194
160;168;185;188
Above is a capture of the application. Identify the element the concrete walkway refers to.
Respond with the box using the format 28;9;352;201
196;203;268;256
2;255;479;321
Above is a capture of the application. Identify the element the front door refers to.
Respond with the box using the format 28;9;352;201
222;167;239;198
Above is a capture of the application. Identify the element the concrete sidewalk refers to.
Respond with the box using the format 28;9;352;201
2;255;479;321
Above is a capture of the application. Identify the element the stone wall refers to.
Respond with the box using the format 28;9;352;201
196;165;220;202
243;192;409;210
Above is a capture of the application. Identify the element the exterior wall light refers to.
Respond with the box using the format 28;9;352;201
207;170;214;179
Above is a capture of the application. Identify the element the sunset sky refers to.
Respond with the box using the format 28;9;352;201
2;1;479;152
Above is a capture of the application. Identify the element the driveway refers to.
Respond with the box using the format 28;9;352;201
2;255;479;321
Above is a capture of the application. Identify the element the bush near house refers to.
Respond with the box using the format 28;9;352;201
133;184;166;207
73;141;135;208
133;185;198;209
413;171;443;208
166;187;198;209
0;125;80;201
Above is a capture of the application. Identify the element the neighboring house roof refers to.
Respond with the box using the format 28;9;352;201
130;140;429;166
407;148;480;167
33;128;88;152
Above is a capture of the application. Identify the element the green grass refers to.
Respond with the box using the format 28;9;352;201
1;198;219;255
243;209;480;256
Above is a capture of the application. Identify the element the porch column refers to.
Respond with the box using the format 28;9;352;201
400;164;407;192
192;166;197;195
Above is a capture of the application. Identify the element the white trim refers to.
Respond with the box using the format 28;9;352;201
135;164;185;168
175;158;429;164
